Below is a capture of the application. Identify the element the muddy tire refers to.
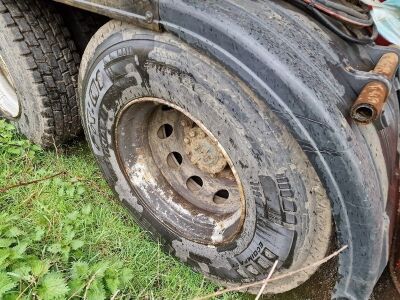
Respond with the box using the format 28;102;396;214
0;0;80;147
79;20;332;294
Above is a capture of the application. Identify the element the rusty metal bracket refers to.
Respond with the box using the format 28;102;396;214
338;45;400;95
350;52;399;124
52;0;160;31
341;64;393;92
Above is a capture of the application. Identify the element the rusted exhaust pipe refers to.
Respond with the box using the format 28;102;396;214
351;52;399;124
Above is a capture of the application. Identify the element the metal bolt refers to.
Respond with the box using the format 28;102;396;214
145;11;153;23
185;150;191;155
184;138;190;144
189;131;196;138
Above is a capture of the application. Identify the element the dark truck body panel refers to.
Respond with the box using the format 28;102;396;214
53;0;159;30
52;1;400;299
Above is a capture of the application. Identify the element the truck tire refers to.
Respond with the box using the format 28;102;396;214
0;0;80;147
79;21;332;294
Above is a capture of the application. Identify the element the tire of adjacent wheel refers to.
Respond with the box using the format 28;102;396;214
0;0;80;147
79;20;332;294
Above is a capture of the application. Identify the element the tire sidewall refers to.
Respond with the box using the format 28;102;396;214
80;27;331;291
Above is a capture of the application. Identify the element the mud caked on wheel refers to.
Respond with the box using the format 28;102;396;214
0;0;80;147
79;20;332;294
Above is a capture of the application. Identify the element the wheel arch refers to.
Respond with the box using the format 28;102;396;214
155;1;400;299
72;0;400;298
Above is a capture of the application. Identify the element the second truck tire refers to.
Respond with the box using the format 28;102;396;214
0;0;80;147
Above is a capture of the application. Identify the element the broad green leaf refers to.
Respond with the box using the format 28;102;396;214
120;268;134;285
76;186;86;196
70;240;84;250
90;261;110;278
0;272;16;297
87;279;106;300
0;238;15;248
67;278;85;296
4;227;24;238
0;249;11;269
63;226;75;242
31;260;50;277
32;227;45;242
81;204;91;215
8;266;31;281
10;242;28;259
105;276;120;294
61;246;71;262
6;148;22;155
2;291;20;300
71;261;89;279
37;272;69;299
66;211;79;222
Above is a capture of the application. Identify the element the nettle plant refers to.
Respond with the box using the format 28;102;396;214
0;208;134;300
0;121;41;158
0;121;134;299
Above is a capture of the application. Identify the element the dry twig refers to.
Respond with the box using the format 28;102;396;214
0;171;66;193
255;260;279;300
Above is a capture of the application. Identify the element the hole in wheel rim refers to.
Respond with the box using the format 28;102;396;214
213;189;229;204
167;152;183;168
157;124;173;139
186;176;203;191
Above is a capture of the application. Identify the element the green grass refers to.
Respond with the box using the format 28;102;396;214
0;120;242;299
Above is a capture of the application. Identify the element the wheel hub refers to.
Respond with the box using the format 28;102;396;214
183;124;227;175
0;55;19;118
115;98;245;244
148;105;241;215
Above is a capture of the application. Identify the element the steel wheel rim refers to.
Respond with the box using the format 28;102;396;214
0;55;19;118
115;97;245;245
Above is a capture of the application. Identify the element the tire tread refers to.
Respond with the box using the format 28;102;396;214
0;0;80;147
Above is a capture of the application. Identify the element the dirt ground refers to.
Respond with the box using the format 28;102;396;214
262;258;399;300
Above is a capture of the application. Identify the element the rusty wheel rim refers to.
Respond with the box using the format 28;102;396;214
115;97;245;245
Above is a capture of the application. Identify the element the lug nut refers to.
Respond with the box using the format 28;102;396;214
189;131;196;137
184;138;190;144
180;120;188;127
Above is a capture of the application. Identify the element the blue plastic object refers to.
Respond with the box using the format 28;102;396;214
362;0;400;45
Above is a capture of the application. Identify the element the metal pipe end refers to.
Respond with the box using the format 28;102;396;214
351;103;377;124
